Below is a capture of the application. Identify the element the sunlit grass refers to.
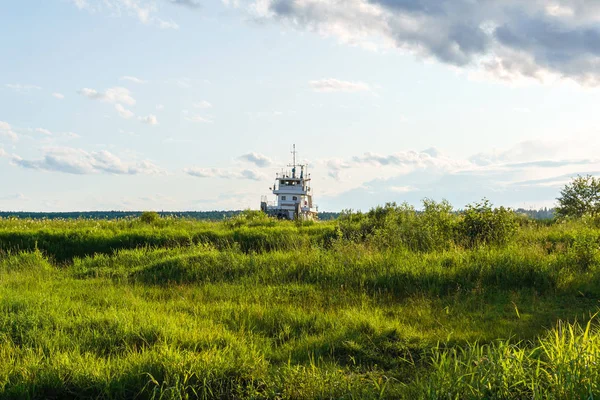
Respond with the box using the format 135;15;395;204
1;215;600;398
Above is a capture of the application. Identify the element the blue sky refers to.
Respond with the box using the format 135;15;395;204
1;0;600;211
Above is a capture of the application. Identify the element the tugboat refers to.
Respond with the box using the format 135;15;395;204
260;145;318;220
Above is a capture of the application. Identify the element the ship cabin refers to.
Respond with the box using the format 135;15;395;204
260;147;318;220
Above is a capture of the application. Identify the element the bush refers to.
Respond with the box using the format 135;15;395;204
563;233;600;272
458;199;518;248
337;200;458;252
224;210;274;229
140;211;160;224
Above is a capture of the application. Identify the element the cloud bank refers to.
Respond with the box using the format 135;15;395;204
318;139;600;210
12;147;162;175
236;0;600;85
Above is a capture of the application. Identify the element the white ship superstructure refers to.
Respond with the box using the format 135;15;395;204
260;145;318;220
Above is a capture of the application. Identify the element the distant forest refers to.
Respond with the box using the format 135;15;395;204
0;208;554;221
0;210;342;221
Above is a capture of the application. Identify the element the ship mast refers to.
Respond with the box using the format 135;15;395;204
289;144;297;178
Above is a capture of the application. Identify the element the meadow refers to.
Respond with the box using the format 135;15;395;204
1;203;600;399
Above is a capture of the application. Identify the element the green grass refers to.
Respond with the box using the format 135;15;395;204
1;215;600;398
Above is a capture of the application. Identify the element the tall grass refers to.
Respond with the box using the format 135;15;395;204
1;211;600;398
411;319;600;399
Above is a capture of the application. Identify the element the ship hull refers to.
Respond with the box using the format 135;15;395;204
261;202;317;221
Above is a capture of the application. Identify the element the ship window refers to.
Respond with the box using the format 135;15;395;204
282;196;286;200
293;196;298;201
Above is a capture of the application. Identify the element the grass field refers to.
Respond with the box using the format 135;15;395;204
1;206;600;399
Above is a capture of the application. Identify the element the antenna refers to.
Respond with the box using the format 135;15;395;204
289;144;297;178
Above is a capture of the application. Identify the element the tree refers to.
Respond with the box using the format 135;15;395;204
556;175;600;219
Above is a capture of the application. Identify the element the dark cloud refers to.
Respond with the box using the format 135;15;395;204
368;0;446;14
244;0;600;84
494;14;600;81
496;17;600;61
238;152;273;168
167;0;201;8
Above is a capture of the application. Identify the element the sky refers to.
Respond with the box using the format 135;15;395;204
1;0;600;212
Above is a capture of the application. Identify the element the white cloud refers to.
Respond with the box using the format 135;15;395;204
35;128;53;136
52;92;65;100
157;19;179;29
79;87;136;105
115;104;135;119
239;152;273;168
469;140;565;166
170;78;193;89
0;193;29;201
156;104;165;110
240;169;265;181
11;147;162;175
186;115;213;123
352;149;467;170
318;148;471;196
120;76;147;84
310;78;371;93
184;167;215;178
62;132;81;139
139;114;158;125
193;100;213;109
0;121;18;142
72;0;87;9
5;83;42;92
184;167;265;180
326;158;352;179
389;186;417;193
70;0;179;30
314;137;600;210
0;148;7;157
546;3;575;17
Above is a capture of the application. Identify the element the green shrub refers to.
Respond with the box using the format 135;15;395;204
563;233;600;272
140;211;160;224
458;199;518;248
337;200;458;252
224;210;274;229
